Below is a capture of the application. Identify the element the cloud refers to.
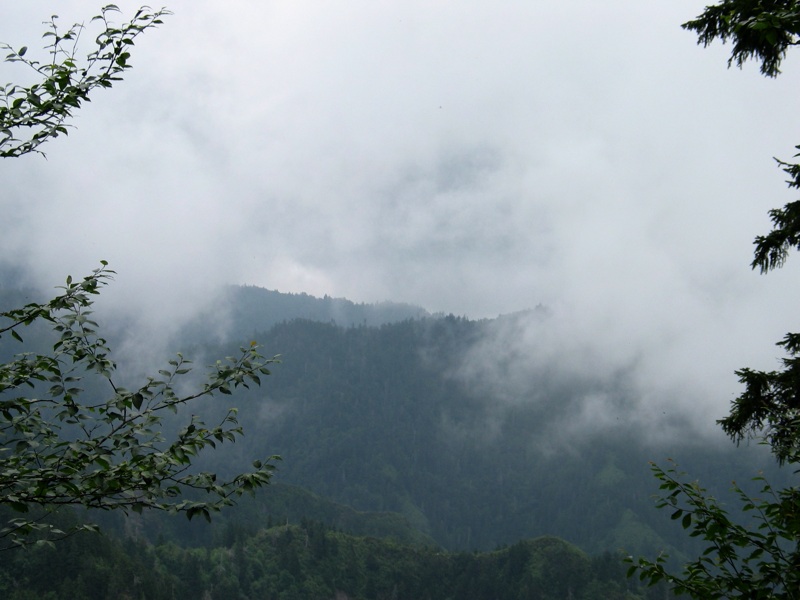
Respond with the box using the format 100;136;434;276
2;1;800;434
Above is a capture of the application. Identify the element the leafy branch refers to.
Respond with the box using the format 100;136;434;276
0;265;280;550
0;4;171;158
682;0;800;78
626;461;799;599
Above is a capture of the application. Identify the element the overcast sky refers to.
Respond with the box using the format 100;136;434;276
2;1;800;430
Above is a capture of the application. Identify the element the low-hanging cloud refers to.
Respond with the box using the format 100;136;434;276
2;1;800;437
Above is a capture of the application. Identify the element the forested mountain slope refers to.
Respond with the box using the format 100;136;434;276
0;281;782;559
178;285;430;345
176;288;782;557
0;518;655;600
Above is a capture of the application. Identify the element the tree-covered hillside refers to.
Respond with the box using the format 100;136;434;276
0;281;782;559
177;285;431;346
170;289;783;557
0;517;656;600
